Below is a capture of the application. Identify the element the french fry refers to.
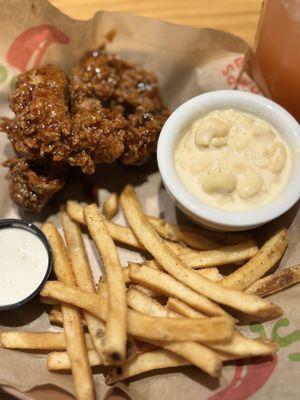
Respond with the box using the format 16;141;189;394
221;229;288;290
67;200;246;249
167;298;277;358
41;281;234;343
48;307;87;328
47;349;104;371
120;185;282;319
246;264;300;297
209;331;278;357
84;204;127;365
0;331;94;351
67;200;143;249
42;223;94;400
39;297;59;306
177;240;258;268
97;277;109;299
196;267;223;282
67;201;224;256
167;299;277;358
1;332;67;350
128;263;228;317
126;287;222;376
61;210;105;358
194;229;251;246
103;193;119;220
145;259;162;270
127;287;179;317
147;216;219;250
47;340;141;371
106;350;189;384
145;261;223;282
167;298;205;318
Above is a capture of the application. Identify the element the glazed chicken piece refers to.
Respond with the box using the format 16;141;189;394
7;65;72;163
70;49;169;166
1;49;169;211
69;99;128;174
3;158;65;212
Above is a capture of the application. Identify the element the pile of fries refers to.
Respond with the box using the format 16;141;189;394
1;184;300;400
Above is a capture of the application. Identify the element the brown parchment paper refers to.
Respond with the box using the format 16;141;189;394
0;1;299;399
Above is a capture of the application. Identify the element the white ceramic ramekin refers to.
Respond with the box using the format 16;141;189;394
157;90;300;231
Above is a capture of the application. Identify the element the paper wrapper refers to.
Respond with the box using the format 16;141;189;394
0;1;299;399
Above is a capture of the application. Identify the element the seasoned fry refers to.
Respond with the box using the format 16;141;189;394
67;200;224;256
49;307;87;327
221;229;288;290
145;259;162;270
84;204;127;365
103;193;119;220
145;261;223;282
48;307;63;325
42;223;94;400
97;277;109;299
67;200;143;249
47;349;104;371
168;298;277;358
1;332;67;350
41;281;235;343
66;200;245;250
209;332;278;357
127;287;179;317
147;216;219;250
106;350;189;384
246;264;300;297
61;210;105;358
128;263;228;317
178;240;258;268
167;298;205;318
120;185;282;319
39;296;59;306
0;331;94;351
126;287;222;376
67;200;86;224
196;267;223;282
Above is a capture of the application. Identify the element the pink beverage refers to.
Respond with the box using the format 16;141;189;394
254;0;300;121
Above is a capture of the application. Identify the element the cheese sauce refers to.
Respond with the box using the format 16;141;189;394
175;109;292;211
0;227;49;306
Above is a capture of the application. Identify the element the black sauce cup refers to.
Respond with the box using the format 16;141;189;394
0;219;53;311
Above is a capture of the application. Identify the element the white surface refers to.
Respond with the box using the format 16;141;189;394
0;227;49;306
158;90;300;230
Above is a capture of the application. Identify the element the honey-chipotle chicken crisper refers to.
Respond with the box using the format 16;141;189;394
0;48;169;211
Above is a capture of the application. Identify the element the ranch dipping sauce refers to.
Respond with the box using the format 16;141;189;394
0;224;50;308
175;109;292;211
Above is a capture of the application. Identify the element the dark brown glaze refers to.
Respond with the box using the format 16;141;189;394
68;99;127;174
70;49;169;166
9;65;72;162
2;49;169;211
121;107;170;165
3;158;65;212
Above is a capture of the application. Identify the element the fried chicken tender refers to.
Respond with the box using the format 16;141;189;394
1;49;169;211
8;65;72;162
70;49;169;165
121;107;170;165
69;99;127;174
3;158;65;212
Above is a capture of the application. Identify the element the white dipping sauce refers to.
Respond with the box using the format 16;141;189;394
0;227;49;306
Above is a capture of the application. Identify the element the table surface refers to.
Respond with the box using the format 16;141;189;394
50;0;263;46
5;1;263;399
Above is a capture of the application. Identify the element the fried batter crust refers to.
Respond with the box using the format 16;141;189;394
3;158;65;212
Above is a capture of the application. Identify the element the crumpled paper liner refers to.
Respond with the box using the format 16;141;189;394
1;1;299;399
